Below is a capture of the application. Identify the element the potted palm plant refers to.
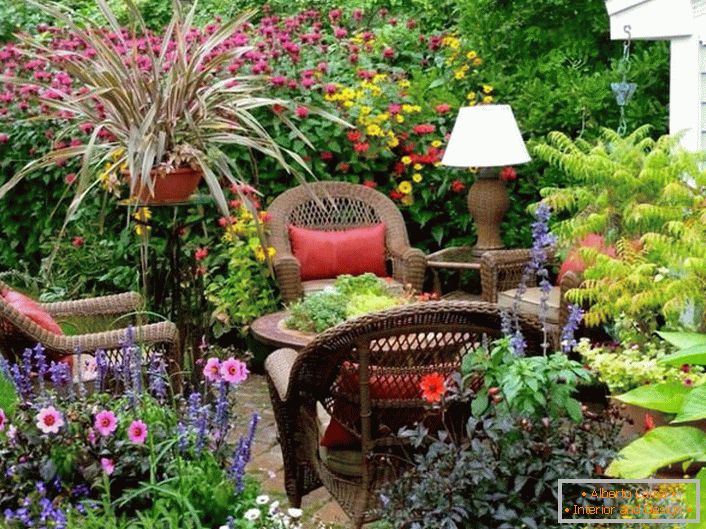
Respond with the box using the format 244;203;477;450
0;0;344;214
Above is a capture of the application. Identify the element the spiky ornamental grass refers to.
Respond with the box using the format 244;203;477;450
0;0;347;223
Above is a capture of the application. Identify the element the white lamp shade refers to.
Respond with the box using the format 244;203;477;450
441;105;531;168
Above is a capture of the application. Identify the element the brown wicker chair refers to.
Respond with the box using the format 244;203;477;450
268;181;427;303
264;301;544;527
0;280;181;382
479;249;583;342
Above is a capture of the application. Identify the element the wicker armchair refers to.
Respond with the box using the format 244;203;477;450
265;301;544;527
0;280;181;382
479;249;583;334
268;181;426;303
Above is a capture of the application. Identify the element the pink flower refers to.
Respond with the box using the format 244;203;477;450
383;47;395;59
0;133;8;144
354;142;370;153
100;457;115;476
499;166;517;182
220;358;249;385
65;173;77;185
203;357;221;383
334;27;348;39
94;410;117;437
36;406;64;435
72;236;84;248
79;122;94;134
324;83;337;95
435;103;451;114
0;408;6;431
295;106;309;119
195;247;209;261
413;124;435;135
127;420;148;444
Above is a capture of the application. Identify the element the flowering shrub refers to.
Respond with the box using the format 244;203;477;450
0;338;275;528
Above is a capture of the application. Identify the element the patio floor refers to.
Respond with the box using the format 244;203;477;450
234;373;350;527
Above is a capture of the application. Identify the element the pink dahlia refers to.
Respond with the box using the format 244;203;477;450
295;106;309;119
127;420;148;444
220;358;249;385
100;457;115;476
94;410;118;437
36;406;64;435
0;408;6;431
203;357;222;383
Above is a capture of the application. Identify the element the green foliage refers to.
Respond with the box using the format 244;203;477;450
534;128;706;331
577;338;706;394
285;274;403;333
462;337;590;421
0;372;18;417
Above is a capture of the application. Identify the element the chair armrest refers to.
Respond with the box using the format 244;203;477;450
265;347;299;402
273;254;303;303
42;292;143;318
49;321;179;353
388;245;427;291
480;249;533;303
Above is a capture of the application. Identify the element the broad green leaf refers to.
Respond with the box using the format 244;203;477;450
657;331;706;350
606;426;706;478
471;389;489;417
673;385;706;423
615;382;691;413
659;343;706;367
687;468;706;528
0;373;18;416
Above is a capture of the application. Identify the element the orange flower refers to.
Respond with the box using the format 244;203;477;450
420;373;446;403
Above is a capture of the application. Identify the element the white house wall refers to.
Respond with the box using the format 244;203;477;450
608;0;693;39
670;36;701;150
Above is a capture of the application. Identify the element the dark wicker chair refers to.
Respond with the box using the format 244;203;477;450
0;280;181;383
264;301;544;527
479;249;583;334
267;181;427;303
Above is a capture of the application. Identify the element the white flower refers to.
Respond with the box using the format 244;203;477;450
218;526;229;529
256;494;270;505
287;508;303;519
269;501;280;515
244;508;261;521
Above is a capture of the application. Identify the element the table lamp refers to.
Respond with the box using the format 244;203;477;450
441;104;531;256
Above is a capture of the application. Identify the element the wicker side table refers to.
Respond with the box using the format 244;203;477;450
426;246;483;300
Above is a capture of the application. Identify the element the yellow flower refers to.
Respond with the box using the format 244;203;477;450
241;208;253;222
133;207;152;236
401;156;412;165
376;112;390;123
466;50;477;60
467;91;477;101
268;246;277;258
473;57;483;66
431;140;442;148
454;70;466;80
395;114;405;124
111;148;125;162
401;194;414;206
441;36;460;50
413;163;423;171
120;162;128;172
468;166;479;173
373;73;387;83
344;101;354;108
483;95;494;104
254;246;266;262
398;180;413;194
360;105;372;115
483;84;494;94
387;135;399;148
366;124;384;137
397;79;411;88
402;104;414;114
412;173;423;183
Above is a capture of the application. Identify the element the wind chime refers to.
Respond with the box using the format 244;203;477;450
611;25;638;135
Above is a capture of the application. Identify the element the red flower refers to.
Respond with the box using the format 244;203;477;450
644;414;656;432
337;162;350;173
353;142;369;153
680;364;690;373
71;236;84;248
0;133;8;144
420;373;446;403
362;180;377;188
195;247;209;261
349;53;359;64
64;173;76;185
347;130;362;142
324;83;337;95
272;104;286;114
295;106;309;118
413;124;435;135
451;179;466;193
407;19;418;29
435;103;451;114
383;47;395;59
389;190;403;200
320;151;333;161
499;166;517;181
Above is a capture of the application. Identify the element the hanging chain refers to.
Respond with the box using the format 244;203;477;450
612;25;637;136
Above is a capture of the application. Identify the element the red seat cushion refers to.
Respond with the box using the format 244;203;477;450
2;290;64;335
288;224;387;281
557;234;617;285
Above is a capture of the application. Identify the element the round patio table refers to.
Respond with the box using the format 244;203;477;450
250;310;315;350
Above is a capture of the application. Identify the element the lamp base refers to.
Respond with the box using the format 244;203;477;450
467;175;509;257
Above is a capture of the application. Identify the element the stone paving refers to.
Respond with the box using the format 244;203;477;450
234;372;350;528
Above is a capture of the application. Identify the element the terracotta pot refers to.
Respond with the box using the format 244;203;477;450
131;166;202;205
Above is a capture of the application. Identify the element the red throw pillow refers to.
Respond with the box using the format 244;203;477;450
288;224;387;281
2;290;64;335
557;234;617;285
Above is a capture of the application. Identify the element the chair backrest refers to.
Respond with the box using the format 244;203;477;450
288;301;544;447
268;181;410;256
